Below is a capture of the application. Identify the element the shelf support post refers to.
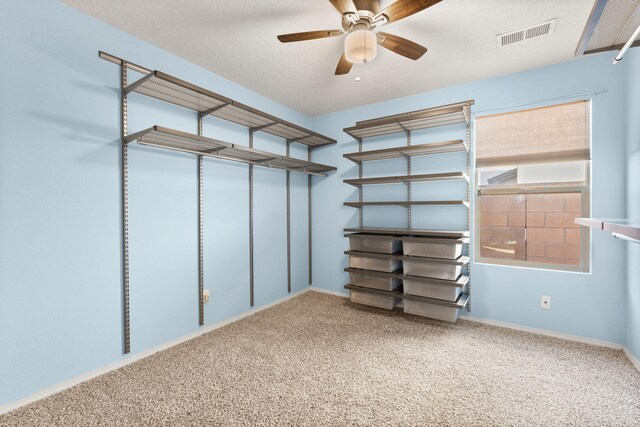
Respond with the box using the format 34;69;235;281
308;146;313;286
358;138;363;228
249;130;255;306
466;102;472;312
286;140;291;293
120;61;131;354
198;113;204;326
406;129;412;229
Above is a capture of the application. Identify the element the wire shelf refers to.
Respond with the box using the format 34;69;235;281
127;71;336;147
344;139;467;163
344;172;469;187
125;126;336;175
344;102;471;140
344;227;470;238
344;200;470;208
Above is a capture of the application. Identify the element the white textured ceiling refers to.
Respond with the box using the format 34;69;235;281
62;0;596;116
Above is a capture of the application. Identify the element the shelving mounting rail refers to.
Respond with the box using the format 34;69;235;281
100;51;336;354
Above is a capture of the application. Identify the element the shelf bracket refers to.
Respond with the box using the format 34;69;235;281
203;147;227;155
250;121;277;132
462;105;470;125
612;233;640;244
252;157;277;164
200;103;229;117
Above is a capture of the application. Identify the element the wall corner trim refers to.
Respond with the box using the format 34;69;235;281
309;288;349;298
623;347;640;373
0;287;311;416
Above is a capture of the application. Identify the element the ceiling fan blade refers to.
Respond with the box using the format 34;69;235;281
335;53;353;75
329;0;358;16
377;32;428;60
277;30;341;43
375;0;441;24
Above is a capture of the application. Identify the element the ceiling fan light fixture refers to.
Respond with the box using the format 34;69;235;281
344;29;377;64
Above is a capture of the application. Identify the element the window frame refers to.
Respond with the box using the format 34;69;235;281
475;180;590;273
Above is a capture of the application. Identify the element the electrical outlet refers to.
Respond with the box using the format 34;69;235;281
203;289;210;304
540;295;551;310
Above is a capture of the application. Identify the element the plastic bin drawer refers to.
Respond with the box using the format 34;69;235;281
347;234;402;254
345;284;398;310
401;256;469;280
346;251;402;273
401;237;468;259
401;293;469;323
345;267;401;291
402;275;468;301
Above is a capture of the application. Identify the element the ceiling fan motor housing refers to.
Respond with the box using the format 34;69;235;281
342;0;380;30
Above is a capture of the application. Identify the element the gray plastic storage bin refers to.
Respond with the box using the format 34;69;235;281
347;234;402;254
401;237;468;259
345;284;398;310
402;275;468;301
345;267;401;291
402;293;469;323
347;251;402;273
401;256;469;280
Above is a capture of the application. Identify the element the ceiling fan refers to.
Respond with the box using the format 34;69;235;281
277;0;441;75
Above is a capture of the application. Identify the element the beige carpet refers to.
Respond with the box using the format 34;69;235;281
2;291;639;426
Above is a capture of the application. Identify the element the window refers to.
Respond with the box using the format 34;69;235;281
475;101;590;272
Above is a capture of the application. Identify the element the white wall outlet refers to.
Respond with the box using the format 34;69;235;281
203;289;210;304
540;295;551;310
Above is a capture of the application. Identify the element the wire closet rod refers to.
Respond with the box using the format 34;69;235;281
473;89;607;115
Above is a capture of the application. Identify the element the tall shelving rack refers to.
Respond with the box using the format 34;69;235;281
100;52;336;354
342;101;474;322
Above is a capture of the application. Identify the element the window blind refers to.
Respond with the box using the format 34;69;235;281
475;100;590;167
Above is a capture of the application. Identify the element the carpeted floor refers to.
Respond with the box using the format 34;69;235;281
2;291;639;426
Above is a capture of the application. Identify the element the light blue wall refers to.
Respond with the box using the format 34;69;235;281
0;0;313;406
312;53;629;344
626;48;640;361
1;0;637;410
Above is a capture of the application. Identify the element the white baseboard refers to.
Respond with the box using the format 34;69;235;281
309;287;349;298
311;287;632;353
0;287;311;416
461;315;623;349
623;347;640;372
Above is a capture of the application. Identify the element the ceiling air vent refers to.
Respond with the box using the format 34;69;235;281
497;19;557;47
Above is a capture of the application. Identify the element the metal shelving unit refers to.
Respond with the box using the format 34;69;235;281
100;51;336;354
342;100;474;321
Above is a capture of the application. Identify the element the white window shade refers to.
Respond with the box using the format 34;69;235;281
475;101;591;167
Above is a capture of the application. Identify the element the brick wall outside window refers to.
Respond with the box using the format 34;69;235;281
479;193;582;266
